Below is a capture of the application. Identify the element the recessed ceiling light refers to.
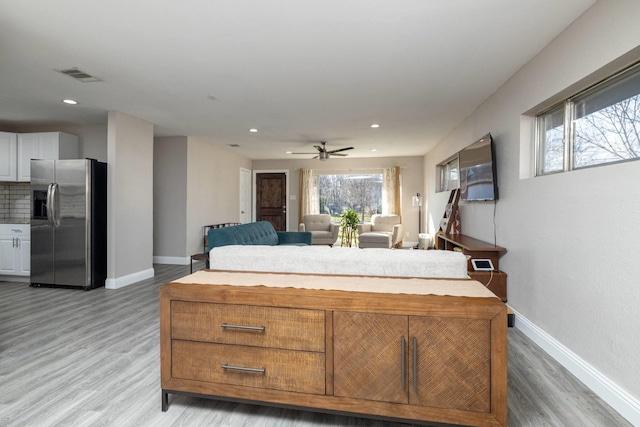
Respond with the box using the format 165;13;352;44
62;99;78;105
285;151;292;154
371;149;377;152
370;123;380;128
249;128;258;133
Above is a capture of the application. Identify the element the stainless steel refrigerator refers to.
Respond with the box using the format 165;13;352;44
30;159;107;290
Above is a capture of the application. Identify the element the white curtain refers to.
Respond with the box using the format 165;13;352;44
382;166;401;218
382;166;402;247
298;168;318;224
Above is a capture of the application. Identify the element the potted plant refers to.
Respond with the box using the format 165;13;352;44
339;208;360;247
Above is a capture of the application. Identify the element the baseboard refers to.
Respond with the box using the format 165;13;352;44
510;306;640;426
0;275;30;283
153;256;190;265
105;267;155;290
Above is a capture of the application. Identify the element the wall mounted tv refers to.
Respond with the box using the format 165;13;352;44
459;133;498;201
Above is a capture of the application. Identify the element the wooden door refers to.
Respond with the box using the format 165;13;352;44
256;173;286;231
409;316;491;412
333;311;408;403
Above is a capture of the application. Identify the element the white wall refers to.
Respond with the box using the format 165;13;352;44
185;138;252;256
153;137;188;261
252;156;424;241
106;111;154;288
424;0;640;419
152;137;251;262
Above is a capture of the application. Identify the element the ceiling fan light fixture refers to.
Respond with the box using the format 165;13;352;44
291;141;353;160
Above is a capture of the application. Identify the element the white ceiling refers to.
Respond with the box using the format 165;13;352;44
0;0;596;160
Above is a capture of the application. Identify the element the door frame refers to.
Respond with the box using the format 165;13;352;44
252;169;290;231
239;167;252;224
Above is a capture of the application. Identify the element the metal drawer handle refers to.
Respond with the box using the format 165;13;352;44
413;337;418;390
401;336;406;389
220;323;265;332
221;363;265;374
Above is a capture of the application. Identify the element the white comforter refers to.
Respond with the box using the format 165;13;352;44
208;245;468;279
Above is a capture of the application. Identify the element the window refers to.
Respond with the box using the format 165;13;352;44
437;157;459;192
536;63;640;175
316;174;382;222
537;105;565;174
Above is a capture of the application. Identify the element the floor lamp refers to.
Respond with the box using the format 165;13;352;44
412;193;422;248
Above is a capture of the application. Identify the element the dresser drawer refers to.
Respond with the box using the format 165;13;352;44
172;340;325;395
171;302;325;352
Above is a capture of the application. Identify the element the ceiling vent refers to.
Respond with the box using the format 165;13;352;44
55;67;102;82
228;144;240;148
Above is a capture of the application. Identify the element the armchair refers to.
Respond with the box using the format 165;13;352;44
357;214;403;248
299;214;339;246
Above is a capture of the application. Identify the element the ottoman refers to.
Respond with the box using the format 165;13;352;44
358;231;392;248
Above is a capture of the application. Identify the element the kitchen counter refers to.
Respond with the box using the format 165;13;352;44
0;219;30;224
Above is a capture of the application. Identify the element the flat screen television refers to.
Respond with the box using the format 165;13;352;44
459;133;498;201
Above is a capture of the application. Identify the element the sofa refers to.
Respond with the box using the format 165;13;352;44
358;214;404;248
207;221;311;251
299;214;340;246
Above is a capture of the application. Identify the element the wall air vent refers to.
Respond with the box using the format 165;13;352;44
55;67;102;82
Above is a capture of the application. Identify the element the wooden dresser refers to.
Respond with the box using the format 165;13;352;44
160;271;507;427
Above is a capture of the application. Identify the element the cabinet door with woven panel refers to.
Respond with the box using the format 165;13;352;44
409;316;491;412
333;311;408;403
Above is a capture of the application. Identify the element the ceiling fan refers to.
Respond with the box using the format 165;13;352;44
291;141;354;161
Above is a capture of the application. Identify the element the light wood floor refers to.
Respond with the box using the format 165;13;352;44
0;264;631;427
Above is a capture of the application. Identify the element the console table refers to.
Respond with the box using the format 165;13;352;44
436;233;508;302
160;270;507;427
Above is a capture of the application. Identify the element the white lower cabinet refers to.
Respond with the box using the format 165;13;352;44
0;225;30;276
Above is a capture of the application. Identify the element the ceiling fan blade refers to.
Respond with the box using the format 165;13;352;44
290;152;318;155
331;153;348;156
313;145;325;152
327;146;354;154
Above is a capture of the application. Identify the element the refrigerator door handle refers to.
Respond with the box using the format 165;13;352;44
52;183;60;228
46;183;55;227
47;183;61;228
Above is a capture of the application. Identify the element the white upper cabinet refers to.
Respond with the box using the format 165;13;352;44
17;132;79;181
0;132;18;181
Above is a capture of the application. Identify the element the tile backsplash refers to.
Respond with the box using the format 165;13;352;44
0;183;31;222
